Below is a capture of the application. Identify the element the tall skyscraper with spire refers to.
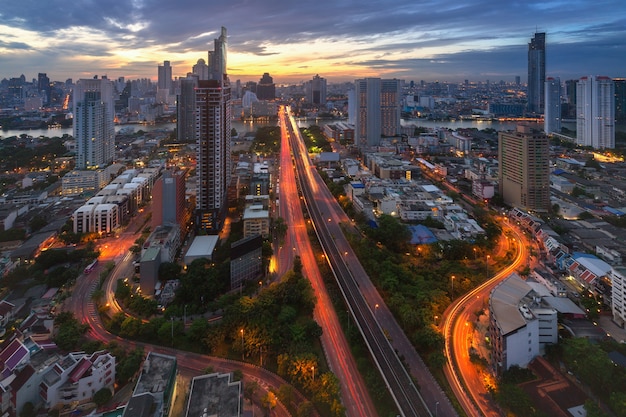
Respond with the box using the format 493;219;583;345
527;32;546;114
73;77;115;169
208;27;227;81
196;27;231;233
544;77;561;134
576;75;615;149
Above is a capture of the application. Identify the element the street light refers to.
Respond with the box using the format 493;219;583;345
311;366;315;382
451;275;455;298
374;303;379;320
435;401;439;417
486;255;491;277
240;329;244;360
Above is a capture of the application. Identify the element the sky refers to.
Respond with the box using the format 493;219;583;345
1;0;625;85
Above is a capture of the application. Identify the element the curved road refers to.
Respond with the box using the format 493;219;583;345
64;217;311;417
442;222;528;417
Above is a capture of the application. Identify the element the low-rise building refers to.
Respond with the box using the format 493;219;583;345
185;372;242;417
122;352;177;417
489;273;558;375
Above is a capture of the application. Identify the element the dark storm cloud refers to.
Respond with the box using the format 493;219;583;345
1;0;624;81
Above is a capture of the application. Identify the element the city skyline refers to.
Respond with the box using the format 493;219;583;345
1;0;625;84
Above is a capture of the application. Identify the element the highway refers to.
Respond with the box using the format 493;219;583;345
282;106;455;417
277;109;378;417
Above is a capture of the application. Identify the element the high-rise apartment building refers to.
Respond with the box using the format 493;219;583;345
527;32;546;114
305;74;327;105
152;169;187;229
74;77;115;169
196;28;231;233
158;60;172;92
177;77;198;142
564;79;578;119
256;73;275;100
544;77;561;134
576;75;615;149
614;78;626;123
498;124;550;212
354;78;402;148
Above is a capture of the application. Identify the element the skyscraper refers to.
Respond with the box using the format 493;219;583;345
256;73;275;100
354;78;401;148
527;32;546;114
306;74;327;105
192;58;209;80
544;77;561;134
208;27;227;81
38;73;51;105
576;75;615;149
615;78;626;123
498;124;550;213
196;28;231;233
177;77;198;142
157;60;172;92
73;77;115;169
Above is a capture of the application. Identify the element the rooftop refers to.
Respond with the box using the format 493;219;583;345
185;373;241;417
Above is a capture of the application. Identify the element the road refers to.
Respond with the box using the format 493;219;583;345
441;221;528;417
63;200;307;417
284;106;455;417
277;108;378;417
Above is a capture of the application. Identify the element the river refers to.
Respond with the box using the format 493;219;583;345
1;118;611;140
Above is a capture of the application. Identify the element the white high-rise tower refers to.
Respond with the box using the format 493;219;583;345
576;76;615;149
544;77;561;134
74;77;115;169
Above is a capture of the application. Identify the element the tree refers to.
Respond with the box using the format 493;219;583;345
244;380;258;404
93;387;113;407
19;402;36;417
261;391;278;415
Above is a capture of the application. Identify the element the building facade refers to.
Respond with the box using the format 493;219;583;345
73;77;115;169
498;124;550;212
195;27;231;234
152;169;187;229
544;77;561;134
177;77;198;142
354;78;402;148
527;32;546;114
256;73;275;100
576;75;615;149
306;74;327;105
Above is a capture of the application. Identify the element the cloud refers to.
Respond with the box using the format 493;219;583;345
0;0;624;82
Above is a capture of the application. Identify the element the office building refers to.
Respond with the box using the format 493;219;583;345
527;32;546;114
498;124;550;212
73;77;115;169
192;58;209;80
576;75;615;149
354;78;402;148
157;60;172;92
306;74;327;105
37;73;51;105
177;77;198;142
544;77;561;134
256;73;275;100
208;27;227;81
196;28;231;233
152;169;187;229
